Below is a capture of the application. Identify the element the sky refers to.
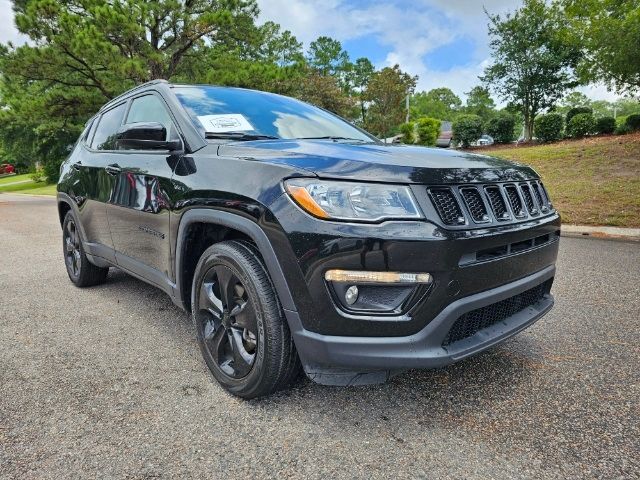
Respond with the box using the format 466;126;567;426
0;0;620;102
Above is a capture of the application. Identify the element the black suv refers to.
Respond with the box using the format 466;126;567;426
57;80;560;398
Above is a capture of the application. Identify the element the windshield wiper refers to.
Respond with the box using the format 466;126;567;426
205;132;279;141
296;136;370;142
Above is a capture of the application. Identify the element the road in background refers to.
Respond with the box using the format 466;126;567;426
1;194;638;479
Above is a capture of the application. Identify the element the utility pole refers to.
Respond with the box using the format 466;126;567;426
405;93;410;123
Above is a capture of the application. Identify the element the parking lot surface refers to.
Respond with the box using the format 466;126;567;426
1;194;638;479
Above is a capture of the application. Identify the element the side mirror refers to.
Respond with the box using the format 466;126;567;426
116;122;182;151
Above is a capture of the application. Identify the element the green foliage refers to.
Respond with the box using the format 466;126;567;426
482;0;581;140
463;86;496;121
306;36;349;77
410;88;461;121
561;0;640;95
566;106;593;124
625;114;640;131
595;116;616;135
615;123;631;135
486;112;516;143
399;122;416;144
534;113;564;142
415;117;441;146
452;114;483;148
566;113;596;138
363;65;417;138
30;170;45;183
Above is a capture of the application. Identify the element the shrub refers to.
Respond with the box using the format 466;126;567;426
30;170;46;183
534;113;564;142
452;114;483;148
615;123;631;135
566;106;592;124
566;113;596;138
42;157;64;184
416;117;441;146
399;122;416;144
595;116;616;135
486;112;516;144
625;114;640;131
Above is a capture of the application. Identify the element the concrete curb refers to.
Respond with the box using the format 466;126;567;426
561;225;640;241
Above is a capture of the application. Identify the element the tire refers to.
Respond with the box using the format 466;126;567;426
62;211;109;287
191;240;301;399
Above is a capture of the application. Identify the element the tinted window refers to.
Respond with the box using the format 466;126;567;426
91;103;126;150
126;94;177;141
173;86;374;142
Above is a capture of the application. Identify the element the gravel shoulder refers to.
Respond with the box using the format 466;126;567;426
1;194;638;479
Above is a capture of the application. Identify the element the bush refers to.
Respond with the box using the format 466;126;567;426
534;113;564;142
452;114;483;148
566;113;596;138
566;106;593;124
625;114;640;131
486;112;516;144
399;122;416;144
615;123;631;135
416;117;441;146
595;116;616;135
30;170;46;183
43;157;64;184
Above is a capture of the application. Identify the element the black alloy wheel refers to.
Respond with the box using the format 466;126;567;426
192;241;301;398
62;211;109;287
64;218;82;278
198;264;258;378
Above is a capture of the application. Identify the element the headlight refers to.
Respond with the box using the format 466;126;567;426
284;179;423;222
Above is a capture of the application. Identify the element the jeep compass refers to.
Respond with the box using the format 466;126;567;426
57;80;560;398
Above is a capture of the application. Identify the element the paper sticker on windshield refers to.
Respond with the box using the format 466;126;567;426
197;114;254;132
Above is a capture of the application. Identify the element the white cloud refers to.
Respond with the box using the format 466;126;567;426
0;0;27;45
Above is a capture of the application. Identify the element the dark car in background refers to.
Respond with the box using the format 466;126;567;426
57;80;560;398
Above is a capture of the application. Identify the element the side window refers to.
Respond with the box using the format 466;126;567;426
91;103;126;150
125;94;178;142
83;118;97;145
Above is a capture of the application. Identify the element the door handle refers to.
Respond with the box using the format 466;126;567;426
71;161;82;171
105;163;121;175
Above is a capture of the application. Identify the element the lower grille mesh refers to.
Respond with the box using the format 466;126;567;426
442;280;551;347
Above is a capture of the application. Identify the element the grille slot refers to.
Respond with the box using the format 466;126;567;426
442;280;551;347
485;186;510;221
504;185;525;218
428;188;465;225
519;183;538;215
532;182;549;212
460;187;490;222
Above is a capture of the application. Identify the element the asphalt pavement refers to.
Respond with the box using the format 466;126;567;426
1;193;638;479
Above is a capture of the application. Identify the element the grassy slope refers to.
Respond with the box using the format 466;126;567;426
477;133;640;227
0;173;32;186
0;174;56;196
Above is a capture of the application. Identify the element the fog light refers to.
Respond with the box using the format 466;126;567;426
345;285;359;305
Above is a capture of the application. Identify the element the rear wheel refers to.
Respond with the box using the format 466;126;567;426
192;240;300;398
62;211;109;287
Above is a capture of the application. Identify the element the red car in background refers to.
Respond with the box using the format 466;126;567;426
0;164;15;175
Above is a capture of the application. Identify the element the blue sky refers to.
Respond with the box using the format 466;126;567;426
0;0;619;101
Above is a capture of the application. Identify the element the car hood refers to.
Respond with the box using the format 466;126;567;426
217;139;538;184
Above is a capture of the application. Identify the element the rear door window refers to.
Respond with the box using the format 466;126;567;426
91;103;127;150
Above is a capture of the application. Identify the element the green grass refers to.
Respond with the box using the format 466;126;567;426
0;174;56;196
0;173;32;186
477;133;640;227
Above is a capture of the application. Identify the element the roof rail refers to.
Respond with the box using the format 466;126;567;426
100;79;170;111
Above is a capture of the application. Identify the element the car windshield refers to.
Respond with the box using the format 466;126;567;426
173;86;376;143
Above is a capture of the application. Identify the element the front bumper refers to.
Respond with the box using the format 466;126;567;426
286;264;554;383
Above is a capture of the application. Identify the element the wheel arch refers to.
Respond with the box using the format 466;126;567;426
174;209;297;315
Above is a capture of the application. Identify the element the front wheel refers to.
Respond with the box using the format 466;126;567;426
192;240;300;399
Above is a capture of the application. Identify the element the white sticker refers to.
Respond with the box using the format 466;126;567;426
197;114;254;133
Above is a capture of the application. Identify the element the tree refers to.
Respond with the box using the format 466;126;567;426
464;86;496;121
344;57;375;124
306;36;350;77
481;0;581;140
416;117;441;146
411;88;461;121
294;68;353;118
562;0;640;95
363;65;417;138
